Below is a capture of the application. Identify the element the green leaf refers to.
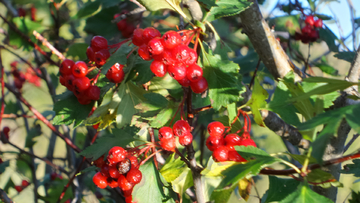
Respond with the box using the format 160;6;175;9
315;63;338;76
210;187;234;203
171;168;193;199
160;153;186;183
268;15;301;35
341;159;360;177
25;125;41;148
101;45;133;74
43;178;73;203
349;191;360;203
202;51;245;110
76;165;98;176
333;51;356;63
137;0;180;11
319;27;339;52
246;78;268;127
136;93;169;112
263;176;300;203
53;92;93;128
307;169;342;188
66;43;89;61
74;0;101;19
130;59;154;84
79;126;137;160
197;0;217;9
84;6;120;38
205;0;252;22
287;154;317;165
0;160;10;174
279;182;333;203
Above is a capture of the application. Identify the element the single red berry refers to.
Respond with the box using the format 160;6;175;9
15;185;23;192
3;127;10;136
100;165;110;177
123;187;133;197
122;24;136;38
125;196;133;203
21;180;29;187
93;123;100;130
107;146;127;164
161;50;176;66
179;132;193;146
91;36;108;52
176;77;191;87
65;74;76;91
127;155;139;169
138;44;152;61
73;77;90;92
126;168;142;184
30;7;36;21
301;25;312;35
158;127;174;140
77;95;92;105
86;46;96;61
60;59;75;76
148;37;164;56
93;155;106;168
72;61;88;78
109;165;120;179
50;172;58;180
150;60;167;77
167;63;187;80
186;64;203;82
160;137;176;151
207;121;225;137
309;29;319;42
224;134;242;146
93;172;108;189
118;174;134;191
59;75;66;86
162;30;181;49
107;177;119;188
95;49;110;67
86;85;101;101
304;15;315;26
206;136;224;151
132;28;144;46
301;35;310;44
117;19;127;31
228;150;247;162
239;138;257;147
107;69;125;83
314;19;323;28
212;146;229;162
142;27;161;44
184;48;197;65
117;158;131;174
64;200;71;203
172;45;190;63
18;8;26;17
173;120;191;137
190;77;208;94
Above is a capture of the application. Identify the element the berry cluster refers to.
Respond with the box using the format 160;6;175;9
92;147;142;203
59;59;100;105
18;6;36;21
132;27;208;94
86;36;111;68
10;62;26;90
206;116;256;162
159;120;193;151
14;180;29;193
114;12;136;38
295;15;323;43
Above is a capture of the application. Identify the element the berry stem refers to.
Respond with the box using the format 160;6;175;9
0;51;5;129
108;38;131;49
149;127;159;169
164;0;196;28
139;149;163;166
33;30;65;60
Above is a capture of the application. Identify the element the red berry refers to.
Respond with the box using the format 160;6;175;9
190;77;208;94
21;180;29;187
15;185;23;192
160;137;176;151
207;121;225;137
109;165;120;179
107;146;127;164
314;19;323;28
162;30;181;49
73;77;90;92
179;132;193;146
117;158;131;174
309;29;319;42
239;138;257;147
212;146;229;162
107;69;125;83
126;168;142;184
3;127;10;136
186;64;203;82
184;48;197;65
93;172;108;189
30;7;36;21
123;187;133;197
93;123;100;130
301;25;312;35
93;155;106;168
228;150;247;162
60;59;75;76
172;45;190;63
304;15;315;26
65;74;76;91
161;50;176;66
117;19;127;31
150;60;167;77
142;27;161;44
100;165;110;177
167;63;187;80
107;177;119;188
95;49;110;66
206;136;224;151
18;8;26;17
118;174;134;191
132;28;144;46
59;75;66;86
91;36;108;52
78;97;92;105
50;172;58;180
158;127;174;140
173;120;191;137
176;77;191;87
72;61;88;78
127;155;139;169
86;85;101;101
224;134;242;146
138;44;152;61
125;196;133;203
148;37;164;56
86;46;96;61
122;24;136;38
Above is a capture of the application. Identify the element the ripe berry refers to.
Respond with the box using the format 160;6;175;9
118;174;134;191
132;28;144;46
186;64;203;82
15;185;23;192
160;137;176;151
179;133;193;146
73;77;90;92
314;19;323;28
228;150;246;162
142;27;161;44
93;172;108;189
162;30;181;49
224;134;242;146
167;63;187;80
126;168;142;184
150;60;167;77
60;59;75;76
122;186;133;197
107;146;127;164
91;36;108;52
117;158;131;174
304;15;315;26
239;138;257;147
107;69;125;83
78;96;92;105
86;85;101;101
148;37;164;55
301;25;312;35
21;180;29;187
158;127;174;140
138;44;152;61
109;165;120;179
107;178;119;188
65;74;76;91
122;24;136;38
117;19;127;31
206;136;224;151
127;155;139;169
184;48;197;65
207;121;225;137
72;61;88;78
59;75;66;86
172;45;190;63
212;146;229;162
93;155;105;168
3;127;10;136
125;196;133;203
190;77;208;94
309;29;319;42
100;165;110;177
86;46;96;61
18;8;26;17
173;120;191;137
176;77;191;87
95;49;110;66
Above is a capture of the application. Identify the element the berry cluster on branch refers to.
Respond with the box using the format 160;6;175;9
295;15;323;43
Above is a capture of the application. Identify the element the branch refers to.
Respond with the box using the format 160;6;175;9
0;188;13;203
345;45;360;94
33;31;65;61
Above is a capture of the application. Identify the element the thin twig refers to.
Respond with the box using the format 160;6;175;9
0;48;5;128
0;188;13;203
343;134;359;153
346;0;356;51
33;31;65;60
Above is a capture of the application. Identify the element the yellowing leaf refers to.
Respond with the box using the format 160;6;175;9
238;178;252;201
246;78;268;127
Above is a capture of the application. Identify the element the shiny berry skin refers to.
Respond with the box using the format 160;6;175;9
86;46;96;61
239;138;257;147
107;69;125;83
186;64;203;82
107;146;127;164
150;60;167;77
138;44;152;61
91;36;108;52
93;172;108;189
59;76;66;86
72;61;88;78
176;77;191;87
148;37;164;55
21;180;29;187
161;50;176;66
172;45;190;63
132;28;144;46
65;74;76;91
179;133;193;146
107;178;119;188
184;48;197;65
118;174;134;191
206;136;224;151
207;121;225;137
228;150;246;162
168;63;187;80
314;19;323;28
109;165;120;179
301;25;312;35
125;196;133;203
73;77;90;92
173;120;191;137
190;77;208;94
158;127;174;140
15;185;23;192
95;49;110;66
128;155;139;169
117;19;127;31
60;59;75;75
86;85;101;101
304;15;315;26
117;158;131;174
212;146;229;162
224;134;242;146
160;137;176;151
162;30;181;49
93;123;100;130
142;27;161;44
126;168;142;184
